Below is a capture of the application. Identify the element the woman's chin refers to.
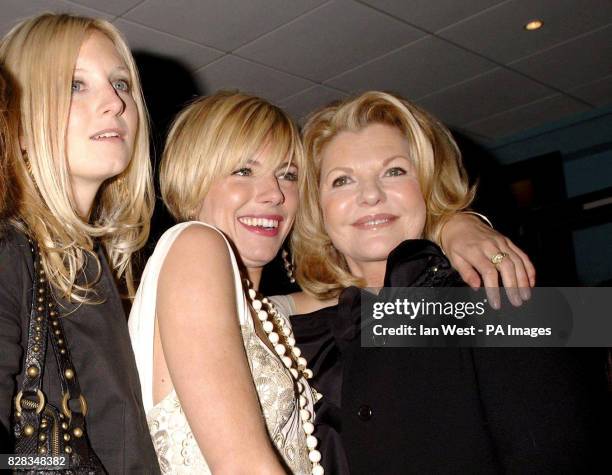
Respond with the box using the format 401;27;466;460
359;237;406;259
240;251;278;271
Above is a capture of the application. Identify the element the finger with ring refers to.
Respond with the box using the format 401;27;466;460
490;251;509;266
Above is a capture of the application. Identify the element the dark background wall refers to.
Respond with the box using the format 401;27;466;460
481;109;612;286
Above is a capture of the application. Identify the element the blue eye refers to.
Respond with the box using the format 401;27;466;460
71;80;84;93
232;167;252;177
332;176;351;187
113;79;130;92
385;167;406;177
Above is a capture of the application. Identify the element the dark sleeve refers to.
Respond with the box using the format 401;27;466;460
0;233;29;450
473;347;611;472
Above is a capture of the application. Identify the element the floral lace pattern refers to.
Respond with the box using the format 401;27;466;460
241;325;312;475
146;322;312;475
147;392;210;475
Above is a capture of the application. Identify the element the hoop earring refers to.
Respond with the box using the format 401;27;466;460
282;248;296;284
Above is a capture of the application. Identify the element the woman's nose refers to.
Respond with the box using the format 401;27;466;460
257;174;285;205
358;178;385;206
99;84;126;117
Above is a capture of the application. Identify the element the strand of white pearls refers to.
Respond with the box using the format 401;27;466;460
244;279;324;475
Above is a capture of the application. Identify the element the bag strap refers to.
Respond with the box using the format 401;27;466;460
15;241;88;427
14;240;51;436
47;287;88;428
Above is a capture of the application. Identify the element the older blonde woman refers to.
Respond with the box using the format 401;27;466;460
0;14;159;472
129;92;322;474
287;91;607;474
274;102;536;314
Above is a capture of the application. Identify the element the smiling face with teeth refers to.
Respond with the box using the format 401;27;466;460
66;31;137;215
196;142;298;276
319;123;426;283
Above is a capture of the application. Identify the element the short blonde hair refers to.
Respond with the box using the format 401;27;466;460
293;91;475;299
0;68;19;222
161;91;305;221
0;13;154;301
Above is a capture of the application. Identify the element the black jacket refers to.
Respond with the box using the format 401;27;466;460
0;227;160;474
292;240;611;474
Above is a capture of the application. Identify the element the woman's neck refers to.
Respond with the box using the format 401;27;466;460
72;179;99;220
245;266;263;291
346;259;387;288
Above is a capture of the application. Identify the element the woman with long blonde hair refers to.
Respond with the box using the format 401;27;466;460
0;14;159;472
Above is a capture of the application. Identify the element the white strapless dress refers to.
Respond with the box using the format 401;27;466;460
129;221;314;474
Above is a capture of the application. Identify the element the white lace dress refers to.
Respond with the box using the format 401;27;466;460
128;221;314;474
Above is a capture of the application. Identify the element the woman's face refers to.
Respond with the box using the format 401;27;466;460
319;123;426;273
66;30;137;199
197;143;299;270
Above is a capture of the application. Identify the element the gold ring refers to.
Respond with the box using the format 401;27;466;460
15;389;45;414
61;392;88;419
490;252;509;265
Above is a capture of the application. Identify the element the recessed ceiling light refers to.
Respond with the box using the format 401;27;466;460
524;19;543;31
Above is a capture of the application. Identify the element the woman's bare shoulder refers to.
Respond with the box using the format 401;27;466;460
159;223;233;293
167;222;231;262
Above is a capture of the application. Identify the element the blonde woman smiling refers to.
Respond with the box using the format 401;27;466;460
287;91;608;474
129;92;321;474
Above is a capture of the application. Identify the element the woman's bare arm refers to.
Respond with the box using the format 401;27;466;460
156;225;285;474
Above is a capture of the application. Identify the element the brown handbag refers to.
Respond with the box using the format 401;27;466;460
12;241;106;474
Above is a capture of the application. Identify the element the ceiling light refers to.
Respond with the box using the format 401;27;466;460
524;19;543;31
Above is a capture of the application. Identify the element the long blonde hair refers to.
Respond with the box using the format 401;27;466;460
161;91;305;222
0;13;154;301
293;91;475;299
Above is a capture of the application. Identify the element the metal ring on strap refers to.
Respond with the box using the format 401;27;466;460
14;389;45;414
61;392;88;419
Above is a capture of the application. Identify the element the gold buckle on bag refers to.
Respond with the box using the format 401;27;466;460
61;392;88;419
15;389;46;414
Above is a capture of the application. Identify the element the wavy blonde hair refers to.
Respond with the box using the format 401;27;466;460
293;91;475;299
0;13;154;301
161;91;305;222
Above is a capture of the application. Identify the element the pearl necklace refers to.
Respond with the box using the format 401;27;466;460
244;279;324;475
